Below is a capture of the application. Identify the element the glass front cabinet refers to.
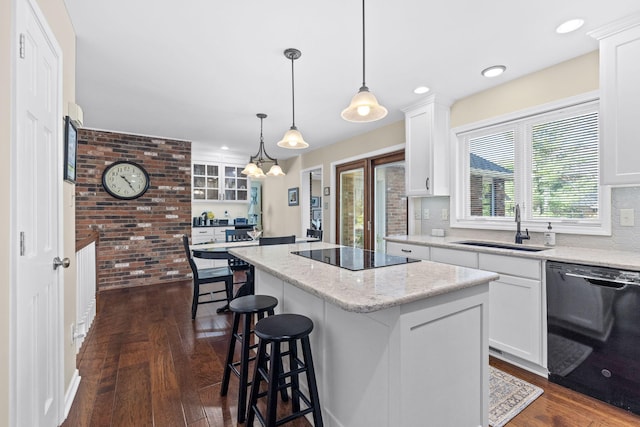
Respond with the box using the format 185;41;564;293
223;166;248;201
192;162;248;201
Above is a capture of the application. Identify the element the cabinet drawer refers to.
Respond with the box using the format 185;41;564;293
430;247;478;268
213;226;234;242
192;227;214;244
386;242;430;260
192;228;214;236
478;253;541;280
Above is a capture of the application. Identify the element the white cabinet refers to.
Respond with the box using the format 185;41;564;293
402;94;452;196
254;268;490;427
411;243;545;372
386;241;430;260
191;227;214;244
192;161;249;201
191;226;234;244
213;226;234;243
479;253;543;366
590;14;640;185
430;247;478;268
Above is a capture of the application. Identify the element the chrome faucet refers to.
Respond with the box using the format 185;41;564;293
514;204;530;244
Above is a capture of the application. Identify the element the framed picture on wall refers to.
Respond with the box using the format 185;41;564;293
311;196;320;208
63;116;78;183
288;187;299;206
323;187;330;196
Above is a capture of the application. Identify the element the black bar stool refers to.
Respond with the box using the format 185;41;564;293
247;313;323;427
220;295;282;423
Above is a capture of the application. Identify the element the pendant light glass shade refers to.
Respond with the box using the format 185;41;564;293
266;164;285;176
277;126;308;149
242;113;285;178
341;85;388;122
341;0;387;123
241;162;258;176
278;48;308;149
251;167;266;179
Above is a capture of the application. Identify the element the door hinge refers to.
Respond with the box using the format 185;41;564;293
19;34;25;59
20;232;25;256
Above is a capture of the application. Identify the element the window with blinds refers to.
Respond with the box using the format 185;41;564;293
453;98;607;234
531;111;599;219
468;130;515;218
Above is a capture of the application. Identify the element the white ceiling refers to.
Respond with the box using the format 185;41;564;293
64;0;639;162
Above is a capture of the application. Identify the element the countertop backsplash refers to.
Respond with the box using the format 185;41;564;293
415;186;640;253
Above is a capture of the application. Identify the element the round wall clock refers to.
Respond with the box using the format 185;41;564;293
102;160;150;200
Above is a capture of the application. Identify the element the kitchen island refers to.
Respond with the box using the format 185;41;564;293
229;242;499;427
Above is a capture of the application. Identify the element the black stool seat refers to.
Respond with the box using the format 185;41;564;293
247;313;323;427
221;295;280;424
254;313;314;341
230;294;278;314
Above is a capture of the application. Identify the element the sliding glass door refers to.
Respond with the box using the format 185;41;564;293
373;159;406;252
338;163;367;248
336;151;406;251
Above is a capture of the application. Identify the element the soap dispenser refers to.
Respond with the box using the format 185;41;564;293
544;222;556;246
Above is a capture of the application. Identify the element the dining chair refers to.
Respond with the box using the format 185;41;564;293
225;229;252;278
306;228;323;240
258;235;296;246
182;234;234;319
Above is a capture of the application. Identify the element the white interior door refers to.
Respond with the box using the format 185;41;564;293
14;0;64;425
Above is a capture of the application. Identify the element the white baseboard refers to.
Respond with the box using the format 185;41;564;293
62;369;81;421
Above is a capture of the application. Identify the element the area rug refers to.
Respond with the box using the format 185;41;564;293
489;366;544;427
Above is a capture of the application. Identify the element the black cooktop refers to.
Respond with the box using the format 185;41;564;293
291;247;420;271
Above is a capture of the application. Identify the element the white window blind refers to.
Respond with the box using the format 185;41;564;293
468;130;515;218
531;112;599;219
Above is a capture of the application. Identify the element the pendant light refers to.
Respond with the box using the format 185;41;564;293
341;0;387;123
277;48;309;149
242;113;286;178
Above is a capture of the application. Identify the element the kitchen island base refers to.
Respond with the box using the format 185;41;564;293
255;269;490;427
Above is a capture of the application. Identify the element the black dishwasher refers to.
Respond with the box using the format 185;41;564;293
546;261;640;415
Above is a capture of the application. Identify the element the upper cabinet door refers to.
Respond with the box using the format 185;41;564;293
193;163;220;200
193;162;248;201
591;14;640;185
223;166;248;201
403;94;452;196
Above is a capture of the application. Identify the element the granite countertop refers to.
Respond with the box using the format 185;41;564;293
384;235;640;271
229;242;498;313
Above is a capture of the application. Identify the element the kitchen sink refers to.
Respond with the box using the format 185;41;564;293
454;240;549;252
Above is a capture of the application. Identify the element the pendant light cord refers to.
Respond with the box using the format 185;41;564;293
361;0;366;88
290;53;296;128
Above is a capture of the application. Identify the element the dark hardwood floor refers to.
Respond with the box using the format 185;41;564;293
63;278;640;427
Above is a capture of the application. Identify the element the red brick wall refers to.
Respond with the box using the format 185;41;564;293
75;129;192;291
384;165;407;236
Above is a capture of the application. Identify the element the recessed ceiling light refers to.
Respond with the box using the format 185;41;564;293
414;86;430;94
221;145;229;150
556;19;584;34
481;65;506;78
